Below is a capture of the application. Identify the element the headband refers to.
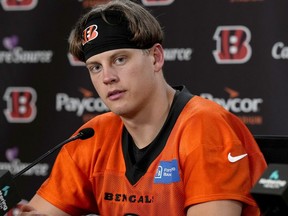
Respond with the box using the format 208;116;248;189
81;10;150;61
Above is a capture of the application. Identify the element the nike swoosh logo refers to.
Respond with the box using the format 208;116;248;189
228;153;248;163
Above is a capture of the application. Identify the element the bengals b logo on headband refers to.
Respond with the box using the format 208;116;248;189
82;24;98;46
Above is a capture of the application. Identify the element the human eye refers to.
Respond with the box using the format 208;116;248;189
114;56;127;65
87;63;102;73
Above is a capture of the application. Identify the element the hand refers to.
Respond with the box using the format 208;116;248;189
18;194;70;216
18;204;47;216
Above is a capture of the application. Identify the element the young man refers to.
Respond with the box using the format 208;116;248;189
20;0;267;215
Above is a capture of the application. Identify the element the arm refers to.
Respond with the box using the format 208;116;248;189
19;194;70;216
187;200;242;216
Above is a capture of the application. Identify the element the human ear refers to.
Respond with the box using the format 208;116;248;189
151;43;164;72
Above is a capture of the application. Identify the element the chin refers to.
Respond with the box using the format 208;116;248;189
110;107;126;116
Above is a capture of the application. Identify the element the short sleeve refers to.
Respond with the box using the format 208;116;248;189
179;105;264;215
37;146;98;215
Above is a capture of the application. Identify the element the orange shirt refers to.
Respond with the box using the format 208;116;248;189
37;92;267;215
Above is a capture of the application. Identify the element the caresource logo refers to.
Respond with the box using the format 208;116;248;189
1;35;53;64
0;147;49;177
3;87;37;123
164;48;193;61
1;0;38;11
213;25;252;64
141;0;174;6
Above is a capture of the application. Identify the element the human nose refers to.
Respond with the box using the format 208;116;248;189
102;66;119;84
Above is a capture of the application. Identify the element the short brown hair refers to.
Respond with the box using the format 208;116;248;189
68;0;164;62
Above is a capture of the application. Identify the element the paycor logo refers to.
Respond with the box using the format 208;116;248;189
201;87;264;125
201;93;263;113
55;91;108;116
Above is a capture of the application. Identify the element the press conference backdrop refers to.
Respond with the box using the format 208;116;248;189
1;0;288;214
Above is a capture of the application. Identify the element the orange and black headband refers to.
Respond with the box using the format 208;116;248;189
81;10;152;61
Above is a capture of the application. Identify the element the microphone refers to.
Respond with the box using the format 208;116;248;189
0;127;94;215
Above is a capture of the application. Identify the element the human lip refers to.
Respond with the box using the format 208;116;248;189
107;89;126;100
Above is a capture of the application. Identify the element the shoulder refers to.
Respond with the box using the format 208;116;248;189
56;112;124;175
177;95;251;148
83;111;122;129
182;95;235;123
64;112;123;154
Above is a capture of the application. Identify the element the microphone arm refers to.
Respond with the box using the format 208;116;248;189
13;128;94;179
0;127;94;216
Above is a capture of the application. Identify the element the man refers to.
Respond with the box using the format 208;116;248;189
20;0;267;215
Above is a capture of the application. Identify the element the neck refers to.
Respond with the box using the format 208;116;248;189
122;85;176;149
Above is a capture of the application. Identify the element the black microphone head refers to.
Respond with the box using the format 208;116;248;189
78;128;94;140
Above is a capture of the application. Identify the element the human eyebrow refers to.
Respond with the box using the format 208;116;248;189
85;50;131;66
110;50;129;59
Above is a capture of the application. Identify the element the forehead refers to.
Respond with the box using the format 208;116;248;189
85;48;141;63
